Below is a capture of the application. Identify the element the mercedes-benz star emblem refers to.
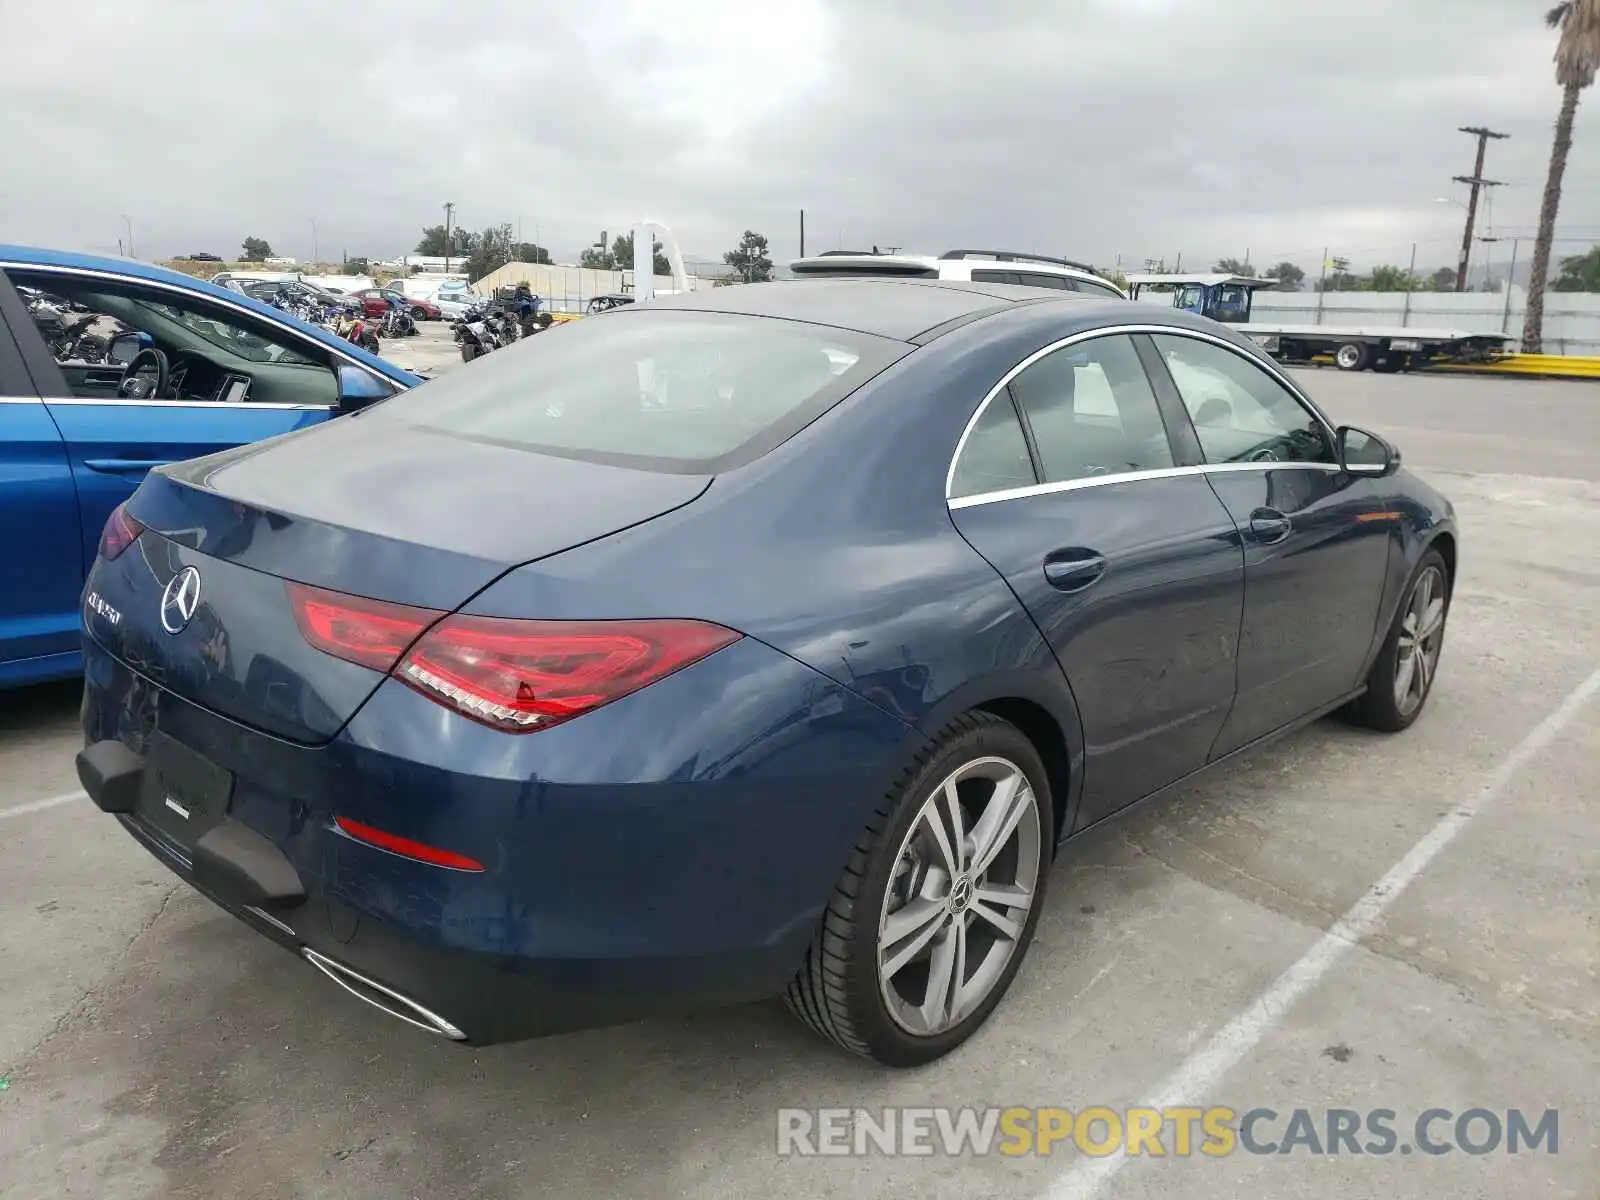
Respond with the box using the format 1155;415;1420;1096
160;566;203;635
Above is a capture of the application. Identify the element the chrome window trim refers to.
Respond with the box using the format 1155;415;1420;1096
949;460;1343;510
0;259;398;383
944;323;1340;504
42;397;333;411
0;395;43;404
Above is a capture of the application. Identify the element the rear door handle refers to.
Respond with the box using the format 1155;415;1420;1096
1248;509;1292;544
83;458;172;474
1043;550;1108;593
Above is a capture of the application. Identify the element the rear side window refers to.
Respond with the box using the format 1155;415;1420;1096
1074;278;1125;299
1015;272;1069;290
1009;335;1175;482
372;310;904;472
950;395;1037;499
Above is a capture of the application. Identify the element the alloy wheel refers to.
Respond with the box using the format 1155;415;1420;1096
1394;564;1446;715
876;756;1042;1037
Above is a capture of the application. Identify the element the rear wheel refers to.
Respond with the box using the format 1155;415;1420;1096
1345;549;1450;732
1335;342;1370;371
785;712;1053;1066
411;306;427;321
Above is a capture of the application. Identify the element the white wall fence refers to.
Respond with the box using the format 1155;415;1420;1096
1249;286;1600;355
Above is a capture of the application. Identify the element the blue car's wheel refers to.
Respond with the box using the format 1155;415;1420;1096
785;711;1053;1066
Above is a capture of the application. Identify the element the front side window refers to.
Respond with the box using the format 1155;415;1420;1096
370;310;900;471
1008;334;1175;483
1152;334;1334;465
9;269;337;403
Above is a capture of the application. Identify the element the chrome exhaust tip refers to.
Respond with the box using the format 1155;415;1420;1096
302;947;467;1041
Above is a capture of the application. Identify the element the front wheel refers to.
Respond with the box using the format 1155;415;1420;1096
785;712;1053;1066
1344;549;1451;732
361;333;380;353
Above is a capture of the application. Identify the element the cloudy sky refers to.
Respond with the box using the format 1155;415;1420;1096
3;0;1596;278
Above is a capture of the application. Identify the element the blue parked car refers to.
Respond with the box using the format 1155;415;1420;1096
0;245;419;687
73;276;1457;1066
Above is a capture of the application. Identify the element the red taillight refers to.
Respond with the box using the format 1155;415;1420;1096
395;615;742;732
334;816;484;872
285;581;740;733
286;582;441;673
98;503;144;561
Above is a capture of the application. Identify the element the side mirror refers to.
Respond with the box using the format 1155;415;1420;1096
1337;425;1401;477
336;364;394;413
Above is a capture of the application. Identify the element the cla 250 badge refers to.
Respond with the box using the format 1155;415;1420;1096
85;591;122;627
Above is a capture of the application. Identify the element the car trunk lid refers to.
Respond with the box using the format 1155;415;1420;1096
97;417;709;744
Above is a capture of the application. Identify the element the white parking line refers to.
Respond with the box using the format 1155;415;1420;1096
1044;662;1600;1200
0;790;86;821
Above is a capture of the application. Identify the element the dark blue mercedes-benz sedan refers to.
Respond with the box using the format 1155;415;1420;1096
74;276;1457;1066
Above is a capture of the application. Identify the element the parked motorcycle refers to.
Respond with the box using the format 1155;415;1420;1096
331;311;381;355
381;301;418;339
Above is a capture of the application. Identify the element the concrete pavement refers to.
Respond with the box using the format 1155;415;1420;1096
0;367;1595;1199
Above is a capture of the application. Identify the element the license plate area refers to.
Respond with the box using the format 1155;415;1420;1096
137;731;234;848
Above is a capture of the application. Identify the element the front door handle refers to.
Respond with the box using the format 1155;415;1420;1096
83;458;172;474
1248;508;1292;544
1043;550;1108;593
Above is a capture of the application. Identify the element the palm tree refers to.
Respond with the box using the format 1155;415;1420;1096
1523;0;1600;354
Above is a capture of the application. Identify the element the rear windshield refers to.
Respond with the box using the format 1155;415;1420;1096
367;309;905;472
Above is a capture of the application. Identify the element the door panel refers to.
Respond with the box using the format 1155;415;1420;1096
1203;466;1385;753
41;400;334;573
947;333;1244;828
1144;332;1391;752
952;476;1244;827
0;400;84;667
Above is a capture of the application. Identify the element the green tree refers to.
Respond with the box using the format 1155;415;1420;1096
1550;242;1600;289
1427;266;1458;291
722;230;773;283
610;231;671;277
240;236;273;263
1263;261;1305;291
513;242;553;265
1524;0;1600;351
1364;265;1420;291
463;223;516;283
1213;257;1254;275
722;230;774;283
415;224;474;257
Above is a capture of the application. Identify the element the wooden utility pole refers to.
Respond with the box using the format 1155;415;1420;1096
1452;126;1507;292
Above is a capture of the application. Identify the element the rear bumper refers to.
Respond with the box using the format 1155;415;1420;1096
78;631;911;1045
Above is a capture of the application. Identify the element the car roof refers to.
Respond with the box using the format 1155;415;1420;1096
642;277;1122;341
0;243;420;385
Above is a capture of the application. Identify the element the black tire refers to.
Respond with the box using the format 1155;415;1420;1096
361;333;380;354
1344;548;1451;732
411;306;427;321
784;712;1054;1067
1334;342;1370;372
